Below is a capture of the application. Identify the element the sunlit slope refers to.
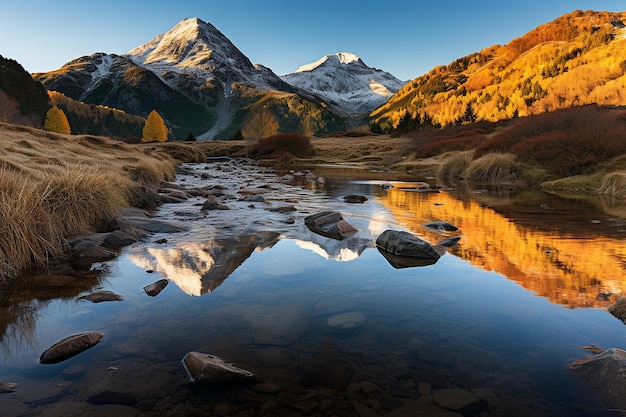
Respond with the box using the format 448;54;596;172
378;188;626;308
372;10;626;129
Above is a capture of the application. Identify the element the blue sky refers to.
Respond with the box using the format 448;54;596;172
2;1;624;81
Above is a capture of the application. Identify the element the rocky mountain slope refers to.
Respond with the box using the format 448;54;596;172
372;10;626;130
35;18;405;139
281;52;405;116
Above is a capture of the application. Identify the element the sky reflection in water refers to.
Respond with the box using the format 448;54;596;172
1;161;626;416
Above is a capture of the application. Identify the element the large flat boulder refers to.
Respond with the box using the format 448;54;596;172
376;230;441;263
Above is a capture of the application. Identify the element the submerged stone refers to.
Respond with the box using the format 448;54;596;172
142;279;169;297
424;221;459;232
436;236;461;247
78;290;123;303
39;332;104;364
182;351;254;383
0;381;17;393
327;312;366;330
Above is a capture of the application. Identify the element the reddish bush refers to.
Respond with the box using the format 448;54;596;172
473;105;626;176
249;133;312;159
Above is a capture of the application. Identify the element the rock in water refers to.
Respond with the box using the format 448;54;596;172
424;221;458;232
436;236;461;247
78;290;123;303
39;332;104;364
182;352;254;383
376;230;441;260
570;348;626;408
304;211;358;240
343;195;368;203
143;279;169;296
327;312;366;330
0;381;17;393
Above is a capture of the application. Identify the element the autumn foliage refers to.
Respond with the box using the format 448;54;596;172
43;105;71;134
413;105;626;178
372;10;626;130
142;110;168;142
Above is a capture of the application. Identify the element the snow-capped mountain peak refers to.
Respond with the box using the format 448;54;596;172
295;52;363;72
282;52;405;115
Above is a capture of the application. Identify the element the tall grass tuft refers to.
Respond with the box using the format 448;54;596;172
0;170;63;280
464;153;520;184
597;172;626;199
438;151;474;182
40;164;130;236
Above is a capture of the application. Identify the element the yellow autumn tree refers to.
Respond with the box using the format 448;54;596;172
142;110;168;142
43;106;71;134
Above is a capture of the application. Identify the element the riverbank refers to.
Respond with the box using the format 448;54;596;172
1;122;625;281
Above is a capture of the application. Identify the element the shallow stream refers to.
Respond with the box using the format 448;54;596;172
2;159;626;416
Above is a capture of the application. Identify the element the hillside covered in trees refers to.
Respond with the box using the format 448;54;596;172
0;55;49;127
49;91;146;140
371;10;626;130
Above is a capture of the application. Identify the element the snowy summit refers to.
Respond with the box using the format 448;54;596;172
282;52;405;115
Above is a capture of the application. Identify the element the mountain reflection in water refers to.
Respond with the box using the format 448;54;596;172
377;185;626;308
128;232;280;296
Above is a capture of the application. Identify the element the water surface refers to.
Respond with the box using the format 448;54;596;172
1;160;626;416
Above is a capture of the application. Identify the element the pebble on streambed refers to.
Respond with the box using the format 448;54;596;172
39;332;104;364
182;351;255;383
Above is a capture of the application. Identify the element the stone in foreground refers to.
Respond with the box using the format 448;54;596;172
182;351;254;383
304;211;357;240
570;347;626;408
0;381;17;393
376;230;441;268
39;332;104;364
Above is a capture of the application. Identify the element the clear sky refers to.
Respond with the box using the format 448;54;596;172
1;1;624;81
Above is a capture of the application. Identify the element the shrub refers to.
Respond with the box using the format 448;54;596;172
249;133;312;160
464;153;520;184
597;172;626;199
438;151;474;182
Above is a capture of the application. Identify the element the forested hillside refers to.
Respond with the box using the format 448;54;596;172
0;55;49;127
371;10;626;130
48;91;145;140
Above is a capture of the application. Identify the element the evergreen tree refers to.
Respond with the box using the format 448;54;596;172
43;106;71;134
142;110;168;142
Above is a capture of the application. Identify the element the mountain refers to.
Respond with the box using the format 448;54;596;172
34;18;347;139
281;52;405;116
372;10;626;130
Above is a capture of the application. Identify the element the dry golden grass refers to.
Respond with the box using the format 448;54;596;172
438;150;474;182
597;172;626;199
0;123;177;282
464;153;521;185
